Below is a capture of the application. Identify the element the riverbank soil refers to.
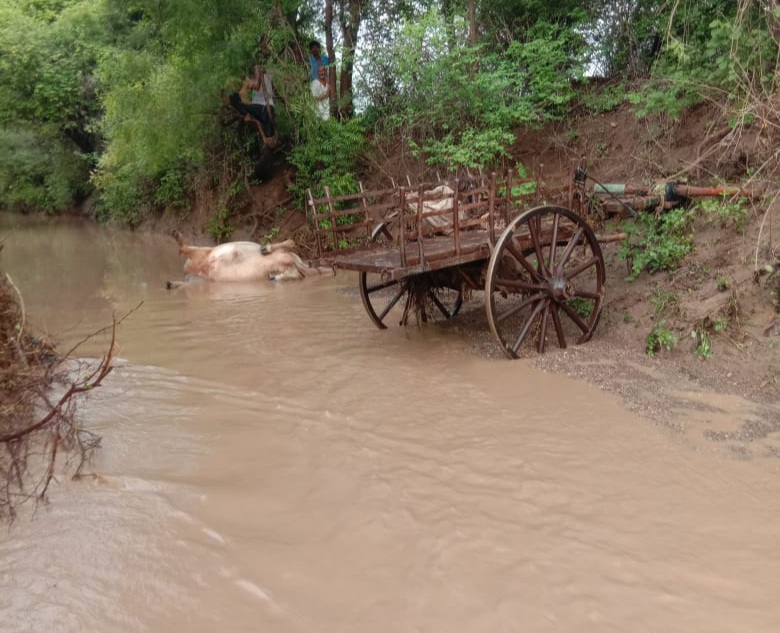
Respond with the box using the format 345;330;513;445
156;97;780;422
520;100;780;413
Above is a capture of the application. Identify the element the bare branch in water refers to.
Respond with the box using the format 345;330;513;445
0;275;129;521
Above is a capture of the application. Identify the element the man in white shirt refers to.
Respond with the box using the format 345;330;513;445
310;65;330;121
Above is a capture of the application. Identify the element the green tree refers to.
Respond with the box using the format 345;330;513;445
628;0;778;117
0;0;109;211
0;0;776;223
363;10;582;169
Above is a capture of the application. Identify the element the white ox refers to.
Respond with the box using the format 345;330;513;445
166;233;332;288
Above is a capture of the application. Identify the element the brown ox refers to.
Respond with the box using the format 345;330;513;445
166;233;332;288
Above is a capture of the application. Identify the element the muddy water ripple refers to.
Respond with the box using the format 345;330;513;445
1;217;779;633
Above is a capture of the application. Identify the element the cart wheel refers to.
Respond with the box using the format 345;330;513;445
359;275;463;329
485;205;605;358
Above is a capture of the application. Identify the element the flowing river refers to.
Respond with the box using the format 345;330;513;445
1;217;779;633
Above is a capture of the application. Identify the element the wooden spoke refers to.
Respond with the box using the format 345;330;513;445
359;272;463;330
512;298;547;354
428;289;448;317
559;301;590;334
537;302;550;353
496;292;546;324
505;241;543;283
357;273;407;329
565;256;601;281
428;289;462;319
548;211;560;271
377;283;408;322
366;278;399;294
493;277;546;292
528;214;548;276
555;227;584;274
550;304;567;348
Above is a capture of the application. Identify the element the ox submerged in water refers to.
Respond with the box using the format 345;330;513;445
166;232;332;288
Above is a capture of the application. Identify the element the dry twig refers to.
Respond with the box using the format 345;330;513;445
0;275;133;520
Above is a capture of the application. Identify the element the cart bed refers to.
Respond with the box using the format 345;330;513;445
330;230;492;280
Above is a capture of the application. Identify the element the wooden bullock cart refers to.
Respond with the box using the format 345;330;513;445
305;166;752;358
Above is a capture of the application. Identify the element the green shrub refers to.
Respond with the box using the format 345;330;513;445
91;165;145;225
628;7;777;119
368;12;582;171
691;326;712;359
698;197;749;234
0;125;89;212
207;205;232;242
289;117;367;203
618;207;695;280
497;163;537;197
646;320;677;356
581;82;626;114
154;167;191;211
713;316;728;332
0;0;104;213
423;128;516;170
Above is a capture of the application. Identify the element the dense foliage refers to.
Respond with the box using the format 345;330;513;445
368;13;581;169
0;0;776;223
0;0;107;211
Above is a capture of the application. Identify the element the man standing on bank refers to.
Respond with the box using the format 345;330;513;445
308;40;329;82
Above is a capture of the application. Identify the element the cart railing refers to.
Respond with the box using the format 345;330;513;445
306;160;761;266
305;167;575;268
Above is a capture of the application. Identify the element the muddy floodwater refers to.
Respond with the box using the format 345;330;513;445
1;217;780;633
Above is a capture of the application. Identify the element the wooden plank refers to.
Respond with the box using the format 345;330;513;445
312;207;369;219
399;188;407;267
452;181;460;255
312;201;400;227
307;188;325;258
359;181;371;241
309;187;398;204
332;246;492;280
415;183;425;267
488;172;497;245
327;217;575;273
330;231;492;279
313;219;375;236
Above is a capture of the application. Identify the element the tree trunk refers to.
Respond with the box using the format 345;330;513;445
337;0;363;119
267;1;305;64
468;0;476;46
324;0;337;117
441;0;456;51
